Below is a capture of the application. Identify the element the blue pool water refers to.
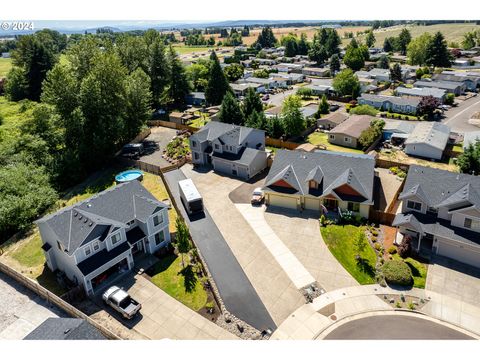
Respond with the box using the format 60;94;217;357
115;170;143;183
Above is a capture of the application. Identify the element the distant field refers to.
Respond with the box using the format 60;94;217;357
172;45;215;55
354;23;480;47
0;57;12;77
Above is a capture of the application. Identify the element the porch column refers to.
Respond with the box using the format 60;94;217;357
417;235;422;252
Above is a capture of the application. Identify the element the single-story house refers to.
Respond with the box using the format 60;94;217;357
317;112;348;130
432;73;478;91
35;181;171;296
358;94;420;115
404;122;450;160
392;165;480;268
305;84;335;96
24;318;107;340
169;111;192;125
302;67;330;77
395;86;447;102
273;72;305;84
272;63;305;73
300;103;319;119
382;120;416;140
185;92;206;106
328;115;374;149
262;150;375;218
189;121;267;180
245;77;278;89
414;80;466;96
231;83;262;97
367;68;390;82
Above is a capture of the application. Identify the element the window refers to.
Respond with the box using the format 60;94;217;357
111;233;120;245
309;180;318;189
214;144;220;150
407;200;422;211
93;241;100;252
84;246;91;257
464;217;480;230
329;134;335;140
194;152;199;160
344;137;351;143
192;140;197;148
348;202;360;212
154;231;165;246
153;213;163;226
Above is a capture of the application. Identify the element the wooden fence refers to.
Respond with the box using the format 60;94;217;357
147;120;199;133
369;210;397;226
265;137;300;150
0;262;120;340
116;156;187;175
374;157;411;171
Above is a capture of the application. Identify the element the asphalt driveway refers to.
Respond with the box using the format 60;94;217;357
138;127;177;168
163;168;277;332
443;95;480;133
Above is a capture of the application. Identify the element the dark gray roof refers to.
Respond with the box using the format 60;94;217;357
191;121;264;146
404;122;450;150
432;73;476;83
414;80;463;91
393;212;480;247
399;165;480;209
77;241;130;276
24;318;106;340
263;150;375;204
396;86;446;99
36;181;166;255
212;147;265;166
359;93;420;107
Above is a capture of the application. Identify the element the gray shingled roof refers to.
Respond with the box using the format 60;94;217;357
404;122;450;150
414;80;463;91
191;121;264;147
329;115;374;139
396;86;446;99
400;165;480;209
263;150;375;204
24;318;106;340
359;93;420;107
36;180;166;255
212;147;265;167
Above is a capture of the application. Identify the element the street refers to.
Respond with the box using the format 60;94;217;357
443;95;480;133
267;87;298;107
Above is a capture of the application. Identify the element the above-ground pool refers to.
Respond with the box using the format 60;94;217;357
115;170;143;183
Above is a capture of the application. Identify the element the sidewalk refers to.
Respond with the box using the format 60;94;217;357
271;284;480;340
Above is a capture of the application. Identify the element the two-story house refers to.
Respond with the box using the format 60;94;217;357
189;121;268;180
393;165;480;268
262;150;375;219
35;180;171;296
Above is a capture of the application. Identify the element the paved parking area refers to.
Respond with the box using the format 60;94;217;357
138;127;177;168
179;165;305;326
426;256;480;307
0;272;65;340
264;208;358;292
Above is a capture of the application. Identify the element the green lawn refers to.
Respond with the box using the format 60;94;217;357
307;132;365;154
0;57;12;77
393;254;428;289
173;45;215;55
321;225;377;284
149;254;208;311
189;116;209;128
266;146;280;154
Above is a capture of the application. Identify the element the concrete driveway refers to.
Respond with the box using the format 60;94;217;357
263;208;358;292
0;272;65;340
426;256;480;307
163;167;278;331
138;126;177;168
180;165;305;326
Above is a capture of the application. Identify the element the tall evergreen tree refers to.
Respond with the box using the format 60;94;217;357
425;32;451;68
218;92;244;125
255;26;277;48
365;30;376;48
242;87;263;119
329;54;341;76
245;110;266;130
398;28;412;55
124;68;152;141
377;54;390;69
164;46;190;109
281;95;305;138
383;37;394;52
205;51;231;105
148;38;170;108
297;33;310;55
390;63;403;82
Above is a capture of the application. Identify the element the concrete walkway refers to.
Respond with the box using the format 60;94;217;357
271;284;480;340
235;204;315;289
122;275;238;340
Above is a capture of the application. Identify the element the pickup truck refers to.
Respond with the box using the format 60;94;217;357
102;286;142;319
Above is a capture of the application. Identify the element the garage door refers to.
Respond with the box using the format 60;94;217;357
305;197;321;211
269;194;298;210
437;240;480;268
213;160;232;176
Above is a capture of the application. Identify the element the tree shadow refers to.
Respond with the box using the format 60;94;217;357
145;254;177;276
180;265;197;293
356;257;376;278
405;261;420;277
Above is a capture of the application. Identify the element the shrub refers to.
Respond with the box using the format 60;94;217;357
319;214;327;227
387;246;397;254
444;93;455;105
371;236;377;243
374;243;382;251
408;302;416;310
398;235;413;258
382;260;413;286
349;104;379;116
370;229;379;236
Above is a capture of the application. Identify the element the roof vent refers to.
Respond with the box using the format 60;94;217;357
73;212;77;217
89;222;93;227
78;215;82;220
83;218;88;223
64;328;71;335
87;203;92;208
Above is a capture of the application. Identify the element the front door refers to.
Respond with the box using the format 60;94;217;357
324;199;338;210
132;241;143;255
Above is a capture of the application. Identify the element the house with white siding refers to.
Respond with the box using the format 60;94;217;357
404;122;450;160
35;181;171;296
393;165;480;268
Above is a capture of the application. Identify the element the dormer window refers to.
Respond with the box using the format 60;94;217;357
464;217;480;230
309;180;318;189
84;246;91;257
153;213;163;226
93;241;100;252
111;233;120;245
407;200;422;211
214;144;220;150
192;140;197;148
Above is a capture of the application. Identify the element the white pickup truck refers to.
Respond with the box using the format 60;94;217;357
102;286;142;319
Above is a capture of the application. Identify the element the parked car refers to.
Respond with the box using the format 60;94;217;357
262;94;270;101
102;286;142;320
251;187;265;205
121;143;144;159
329;104;340;111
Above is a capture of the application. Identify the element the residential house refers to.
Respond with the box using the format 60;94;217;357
273;72;305;85
262;150;375;218
300;103;319;119
404;122;450;160
317;112;348;130
24;318;107;340
368;68;391;82
414;80;466;96
245;77;278;90
169;111;193;125
432;73;478;91
328;115;374;149
231;83;262;97
305;84;334;96
265;105;282;119
382;120;416;141
35;180;171;296
358;94;420;115
395;86;447;102
302;67;330;77
189;121;267;180
185;92;206;106
392;165;480;268
463;131;480;150
272;63;305;73
270;76;288;88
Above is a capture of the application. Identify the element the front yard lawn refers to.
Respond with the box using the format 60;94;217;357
148;254;208;311
321;225;377;284
392;254;428;289
307;132;365;154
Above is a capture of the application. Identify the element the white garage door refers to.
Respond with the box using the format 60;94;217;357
269;194;298;210
213;160;232;175
437;240;480;268
305;197;321;211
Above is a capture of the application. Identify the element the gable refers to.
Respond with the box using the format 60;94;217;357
272;179;294;189
334;184;363;197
